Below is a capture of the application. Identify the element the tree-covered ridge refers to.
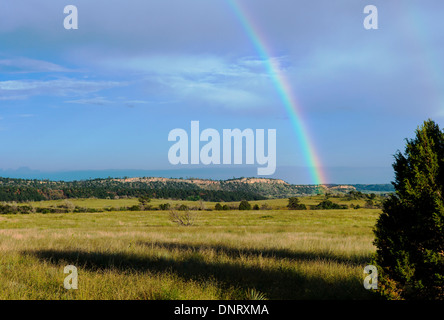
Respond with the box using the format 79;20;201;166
0;176;393;202
0;177;265;202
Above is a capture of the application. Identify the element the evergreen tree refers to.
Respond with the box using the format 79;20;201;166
239;200;251;210
287;197;307;210
373;119;444;300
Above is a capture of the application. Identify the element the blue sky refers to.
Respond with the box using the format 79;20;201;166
0;0;443;184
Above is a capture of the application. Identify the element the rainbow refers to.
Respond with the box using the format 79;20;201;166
227;0;327;185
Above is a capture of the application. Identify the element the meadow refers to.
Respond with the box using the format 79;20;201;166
0;196;380;300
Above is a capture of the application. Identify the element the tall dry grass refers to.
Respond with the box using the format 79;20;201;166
0;200;379;300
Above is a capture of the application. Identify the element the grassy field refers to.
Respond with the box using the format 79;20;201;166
23;196;378;211
0;196;380;300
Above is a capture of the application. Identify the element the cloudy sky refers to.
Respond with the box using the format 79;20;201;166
0;0;443;184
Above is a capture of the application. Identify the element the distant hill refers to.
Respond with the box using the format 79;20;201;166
107;177;394;196
0;176;394;202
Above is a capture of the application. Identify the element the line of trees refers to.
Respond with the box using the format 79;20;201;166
0;184;266;203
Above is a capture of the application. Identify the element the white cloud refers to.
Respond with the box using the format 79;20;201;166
0;95;27;101
157;75;266;109
65;97;114;106
101;54;254;78
65;96;154;107
0;57;73;73
0;79;125;98
97;54;278;109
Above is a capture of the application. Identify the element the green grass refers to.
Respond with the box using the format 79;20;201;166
0;197;380;300
20;194;378;210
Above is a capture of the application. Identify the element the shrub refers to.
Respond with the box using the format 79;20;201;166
0;203;17;214
159;203;171;210
313;200;347;210
18;205;34;214
63;200;76;213
287;197;307;210
138;196;152;210
169;209;196;226
373;120;444;300
239;200;251;210
364;200;375;209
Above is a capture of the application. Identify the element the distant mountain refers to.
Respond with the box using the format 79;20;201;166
0;176;394;202
109;177;394;196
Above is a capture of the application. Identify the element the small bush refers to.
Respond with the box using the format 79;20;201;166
169;210;196;226
287;197;307;210
63;200;76;213
313;200;347;210
245;288;267;300
239;200;251;210
159;203;171;210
